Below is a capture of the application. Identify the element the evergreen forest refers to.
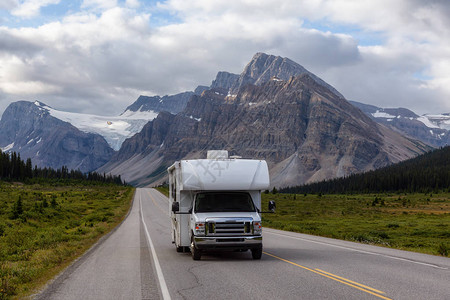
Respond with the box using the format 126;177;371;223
281;146;450;194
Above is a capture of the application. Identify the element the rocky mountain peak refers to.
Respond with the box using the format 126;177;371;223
124;52;345;119
243;52;303;83
122;91;195;115
101;66;427;187
211;71;239;90
228;53;344;99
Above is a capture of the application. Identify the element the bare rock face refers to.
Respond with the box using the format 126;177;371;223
123;91;195;115
211;72;239;90
112;111;175;163
7;52;429;185
0;101;114;172
230;52;344;98
124;52;345;120
102;69;428;187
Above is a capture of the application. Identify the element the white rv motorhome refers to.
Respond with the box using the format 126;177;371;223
168;150;274;260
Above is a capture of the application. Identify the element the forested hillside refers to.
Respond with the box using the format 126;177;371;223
0;150;124;185
0;149;131;299
281;146;450;194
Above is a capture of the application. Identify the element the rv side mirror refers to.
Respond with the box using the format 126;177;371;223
171;202;180;213
268;201;276;212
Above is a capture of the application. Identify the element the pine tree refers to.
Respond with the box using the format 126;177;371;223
25;158;33;178
11;196;24;219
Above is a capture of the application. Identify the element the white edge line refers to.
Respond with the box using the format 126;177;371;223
264;229;448;270
140;191;172;300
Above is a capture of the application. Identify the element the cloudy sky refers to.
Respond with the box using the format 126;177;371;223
0;0;449;116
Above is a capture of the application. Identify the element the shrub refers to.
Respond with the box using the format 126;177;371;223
387;223;400;229
437;243;448;256
10;196;24;220
50;195;58;208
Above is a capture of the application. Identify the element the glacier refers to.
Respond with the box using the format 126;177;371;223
33;101;158;151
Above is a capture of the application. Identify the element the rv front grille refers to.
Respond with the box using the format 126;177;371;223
216;238;245;243
206;219;253;236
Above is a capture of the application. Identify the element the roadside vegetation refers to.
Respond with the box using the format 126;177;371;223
156;183;449;257
262;191;449;257
269;146;449;257
0;150;134;299
155;185;169;197
0;181;134;299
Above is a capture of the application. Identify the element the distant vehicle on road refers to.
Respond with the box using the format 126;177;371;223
168;150;274;260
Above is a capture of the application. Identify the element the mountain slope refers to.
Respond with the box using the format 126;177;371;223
351;101;450;147
2;92;194;153
281;146;450;194
229;52;344;98
0;101;114;172
32;101;158;151
0;89;203;173
123;91;194;115
101;56;429;187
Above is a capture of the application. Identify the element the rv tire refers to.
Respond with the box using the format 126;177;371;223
191;237;201;260
251;247;262;260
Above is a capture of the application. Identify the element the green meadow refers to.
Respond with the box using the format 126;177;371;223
0;181;134;299
262;192;449;256
156;185;449;256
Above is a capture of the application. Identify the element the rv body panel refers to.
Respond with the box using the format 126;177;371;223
168;153;270;259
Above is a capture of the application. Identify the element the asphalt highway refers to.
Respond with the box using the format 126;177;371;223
36;188;450;300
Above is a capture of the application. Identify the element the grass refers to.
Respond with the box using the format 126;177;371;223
0;181;134;300
261;192;450;257
156;185;449;256
155;185;169;197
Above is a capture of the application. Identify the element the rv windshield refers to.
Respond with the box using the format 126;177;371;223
194;192;256;213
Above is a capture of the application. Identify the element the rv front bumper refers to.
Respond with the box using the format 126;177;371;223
194;235;262;250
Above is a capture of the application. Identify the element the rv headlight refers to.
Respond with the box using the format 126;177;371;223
195;222;205;235
253;221;262;235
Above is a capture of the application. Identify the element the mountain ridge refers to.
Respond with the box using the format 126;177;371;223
1;53;434;185
350;100;450;147
100;61;429;187
0;101;114;172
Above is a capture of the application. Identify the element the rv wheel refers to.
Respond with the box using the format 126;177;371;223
190;237;201;260
251;247;262;260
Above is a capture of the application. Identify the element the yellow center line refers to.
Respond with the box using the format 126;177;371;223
152;188;170;203
315;268;385;295
145;189;168;215
263;252;392;300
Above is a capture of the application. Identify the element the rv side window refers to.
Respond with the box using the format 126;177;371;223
194;192;256;213
172;178;177;202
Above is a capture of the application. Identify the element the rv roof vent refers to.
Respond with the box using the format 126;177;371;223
207;150;228;159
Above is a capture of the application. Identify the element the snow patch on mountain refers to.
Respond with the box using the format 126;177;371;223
369;106;449;131
1;142;14;151
33;101;158;150
372;111;396;118
351;100;449;147
188;115;201;122
423;114;450;131
417;116;440;129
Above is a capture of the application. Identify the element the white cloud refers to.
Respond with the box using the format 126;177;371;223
0;0;449;116
125;0;140;9
0;0;18;10
11;0;60;18
81;0;118;11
